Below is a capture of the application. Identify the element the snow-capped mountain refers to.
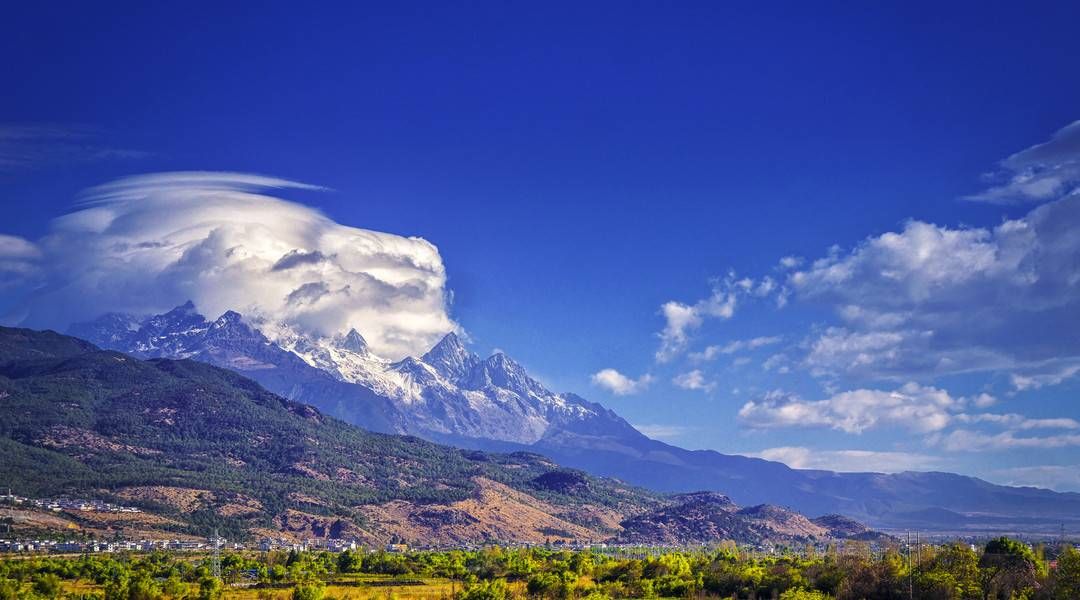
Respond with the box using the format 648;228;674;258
69;302;1080;533
70;302;634;445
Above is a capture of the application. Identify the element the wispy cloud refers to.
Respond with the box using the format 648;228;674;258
691;336;782;362
750;446;941;473
965;120;1080;204
990;465;1080;492
0;124;148;171
936;429;1080;452
634;423;695;441
655;273;777;363
0;234;42;289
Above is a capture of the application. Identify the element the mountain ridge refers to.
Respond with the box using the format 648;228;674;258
69;304;1080;532
0;326;877;546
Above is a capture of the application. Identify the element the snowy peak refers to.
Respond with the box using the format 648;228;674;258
128;301;211;357
336;328;370;355
206;310;265;344
67;312;143;347
464;352;548;397
421;332;479;382
211;310;245;329
71;305;620;445
153;300;201;322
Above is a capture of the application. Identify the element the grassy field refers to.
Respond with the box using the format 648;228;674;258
59;575;523;600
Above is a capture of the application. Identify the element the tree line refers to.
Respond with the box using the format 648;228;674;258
1;536;1079;599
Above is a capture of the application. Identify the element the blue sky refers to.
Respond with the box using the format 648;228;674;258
3;2;1080;489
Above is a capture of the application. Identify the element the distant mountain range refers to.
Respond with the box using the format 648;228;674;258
0;326;875;546
69;304;1080;533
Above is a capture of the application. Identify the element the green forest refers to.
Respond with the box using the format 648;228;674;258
2;537;1079;600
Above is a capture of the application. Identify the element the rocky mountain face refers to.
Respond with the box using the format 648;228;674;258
1;326;876;547
69;304;1080;533
615;492;886;546
72;304;638;447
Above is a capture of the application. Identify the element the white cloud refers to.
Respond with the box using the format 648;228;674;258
634;424;694;441
655;273;781;363
990;465;1080;492
692;336;782;362
778;255;804;270
789;194;1080;385
761;353;790;373
590;368;654;396
655;301;705;363
0;234;41;285
966;120;1080;204
1010;361;1080;391
952;413;1079;430
738;382;964;434
750;446;941;473
971;393;997;408
688;345;722;362
0;172;456;359
738;381;1077;441
0;124;147;170
672;369;715;392
937;429;1080;452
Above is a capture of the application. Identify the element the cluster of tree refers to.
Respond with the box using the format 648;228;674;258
0;331;652;541
1;537;1079;599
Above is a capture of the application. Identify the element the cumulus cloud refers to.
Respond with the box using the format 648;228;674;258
738;380;1080;453
789;194;1080;385
590;368;654;396
655;274;778;363
672;369;715;392
738;382;969;434
751;446;941;473
0;172;457;359
777;255;804;270
966;120;1080;204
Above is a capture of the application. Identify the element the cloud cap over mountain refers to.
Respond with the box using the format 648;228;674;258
0;171;456;359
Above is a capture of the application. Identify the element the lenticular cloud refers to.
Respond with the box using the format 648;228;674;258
3;172;457;359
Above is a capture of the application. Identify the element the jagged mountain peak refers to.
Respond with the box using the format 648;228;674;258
464;351;547;397
206;311;265;343
172;300;197;312
338;328;369;354
421;331;479;381
212;310;245;326
72;306;617;445
157;300;202;319
142;301;206;331
67;312;143;346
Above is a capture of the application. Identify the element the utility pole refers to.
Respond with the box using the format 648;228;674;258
915;530;921;598
212;528;222;580
907;530;913;600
